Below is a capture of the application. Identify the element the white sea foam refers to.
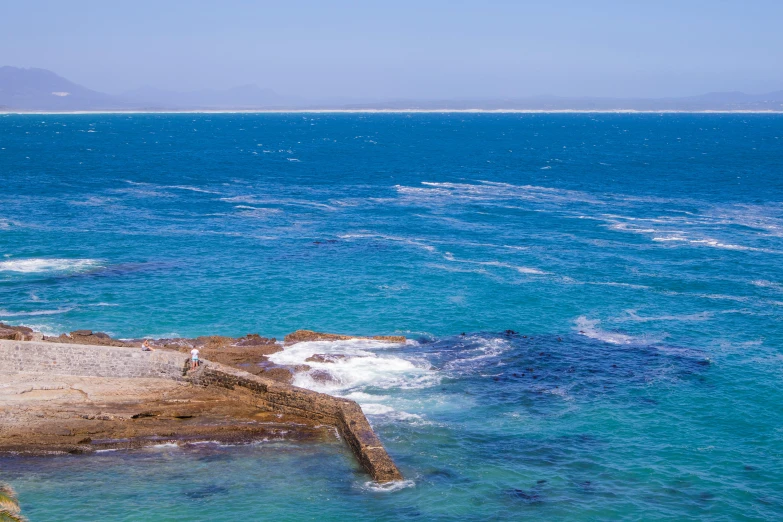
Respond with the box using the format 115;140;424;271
0;258;101;274
751;279;783;292
268;339;437;395
0;219;22;230
360;403;396;415
574;316;634;345
361;479;416;493
442;336;512;372
399;180;602;207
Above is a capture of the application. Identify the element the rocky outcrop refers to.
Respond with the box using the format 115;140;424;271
0;323;34;341
0;374;332;456
39;329;131;347
284;329;406;345
0;339;404;483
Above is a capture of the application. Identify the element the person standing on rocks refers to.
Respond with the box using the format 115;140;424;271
190;347;200;370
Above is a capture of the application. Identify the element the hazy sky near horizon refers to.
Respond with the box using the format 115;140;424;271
2;0;782;100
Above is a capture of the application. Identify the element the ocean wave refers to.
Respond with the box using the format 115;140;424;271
618;310;712;322
424;263;489;275
123;180;220;195
441;336;513;373
0;307;73;317
360;479;416;493
751;279;783;292
220;195;337;211
651;235;780;253
360;403;396;415
338;233;437;252
168;185;221;194
0;258;101;274
442;252;547;275
268;339;438;394
396;180;602;206
574;316;635;345
69;196;118;207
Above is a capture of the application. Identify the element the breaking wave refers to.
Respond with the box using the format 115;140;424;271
0;258;102;274
267;339;438;394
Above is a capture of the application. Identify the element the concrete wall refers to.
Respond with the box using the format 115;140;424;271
0;340;402;483
0;340;188;379
193;362;403;482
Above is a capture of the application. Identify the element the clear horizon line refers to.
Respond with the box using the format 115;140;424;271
2;109;783;115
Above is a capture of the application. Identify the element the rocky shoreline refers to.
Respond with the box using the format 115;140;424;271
0;324;407;479
0;373;334;456
0;323;406;385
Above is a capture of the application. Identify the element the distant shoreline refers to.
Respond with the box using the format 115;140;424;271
2;108;783;115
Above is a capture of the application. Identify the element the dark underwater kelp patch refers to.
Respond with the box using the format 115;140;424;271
415;332;712;407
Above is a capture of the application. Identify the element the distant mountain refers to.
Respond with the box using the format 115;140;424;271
1;66;782;112
0;67;289;111
0;66;126;110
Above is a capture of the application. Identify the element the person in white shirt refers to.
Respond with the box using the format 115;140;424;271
190;348;200;370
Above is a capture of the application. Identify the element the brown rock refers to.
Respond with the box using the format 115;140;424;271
259;367;294;384
0;323;35;340
371;335;408;343
194;336;235;349
71;330;93;336
234;334;277;347
284;329;406;345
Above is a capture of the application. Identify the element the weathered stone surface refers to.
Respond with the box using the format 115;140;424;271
0;323;34;341
0;374;333;455
284;329;406;345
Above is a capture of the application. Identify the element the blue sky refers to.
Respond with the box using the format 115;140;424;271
1;0;781;99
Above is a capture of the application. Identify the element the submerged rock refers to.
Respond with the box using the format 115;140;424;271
309;370;339;384
305;353;349;364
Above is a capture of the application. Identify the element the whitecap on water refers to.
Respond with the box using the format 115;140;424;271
0;258;101;274
360;479;416;493
574;316;634;345
268;339;437;394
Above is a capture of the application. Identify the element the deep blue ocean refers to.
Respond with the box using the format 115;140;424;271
1;113;782;520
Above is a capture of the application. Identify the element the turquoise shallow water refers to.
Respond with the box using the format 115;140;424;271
1;113;782;520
